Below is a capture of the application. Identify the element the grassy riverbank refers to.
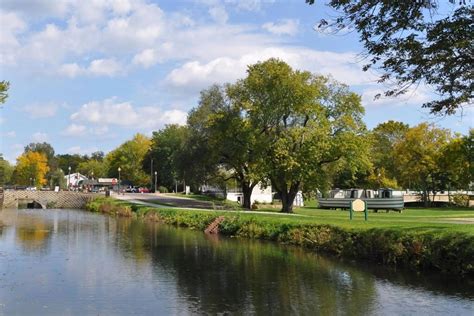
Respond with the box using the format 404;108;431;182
85;196;474;275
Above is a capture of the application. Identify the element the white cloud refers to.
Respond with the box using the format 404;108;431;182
67;146;99;155
209;6;228;24
58;63;83;78
362;85;432;108
262;19;299;36
22;103;58;118
58;58;123;78
4;131;16;137
132;49;160;68
0;11;27;64
62;124;87;136
70;97;188;130
88;58;122;76
165;47;377;94
32;132;48;142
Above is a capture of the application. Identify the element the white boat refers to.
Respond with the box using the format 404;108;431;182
318;188;404;212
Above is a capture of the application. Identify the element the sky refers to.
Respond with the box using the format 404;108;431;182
1;0;472;163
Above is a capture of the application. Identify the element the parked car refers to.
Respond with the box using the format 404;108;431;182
138;187;150;193
125;186;139;193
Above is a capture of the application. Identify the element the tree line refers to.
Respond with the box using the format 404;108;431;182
1;59;472;212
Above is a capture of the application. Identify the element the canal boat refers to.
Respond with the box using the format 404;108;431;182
318;188;404;212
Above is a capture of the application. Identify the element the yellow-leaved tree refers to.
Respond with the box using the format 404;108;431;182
13;151;50;187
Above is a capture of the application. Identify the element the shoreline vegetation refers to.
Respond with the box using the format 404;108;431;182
85;196;474;276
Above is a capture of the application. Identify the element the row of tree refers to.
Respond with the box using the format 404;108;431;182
1;59;472;211
142;59;472;211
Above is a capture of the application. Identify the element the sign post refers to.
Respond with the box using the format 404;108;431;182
350;199;368;221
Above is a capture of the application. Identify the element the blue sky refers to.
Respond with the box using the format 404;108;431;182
1;0;472;163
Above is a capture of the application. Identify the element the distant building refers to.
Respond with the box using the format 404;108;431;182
226;185;273;205
64;172;88;188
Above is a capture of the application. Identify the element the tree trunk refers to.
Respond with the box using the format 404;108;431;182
280;185;299;213
423;190;430;207
241;182;257;209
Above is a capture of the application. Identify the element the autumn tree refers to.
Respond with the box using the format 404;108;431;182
106;133;151;186
236;59;367;213
13;151;50;186
307;1;473;114
393;123;451;206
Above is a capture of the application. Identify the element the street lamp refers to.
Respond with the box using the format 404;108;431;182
118;167;121;194
30;177;33;187
68;166;71;190
154;171;157;193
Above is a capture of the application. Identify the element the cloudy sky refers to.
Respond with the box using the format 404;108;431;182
1;0;472;163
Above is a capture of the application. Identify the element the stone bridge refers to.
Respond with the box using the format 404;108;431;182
1;191;99;209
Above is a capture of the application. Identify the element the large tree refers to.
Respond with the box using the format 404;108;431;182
76;159;108;179
438;129;473;191
205;84;266;209
144;124;189;191
106;133;151;186
307;1;473;114
183;86;227;190
393;123;451;206
0;155;14;186
13;151;49;187
56;154;87;175
236;59;367;213
369;121;409;187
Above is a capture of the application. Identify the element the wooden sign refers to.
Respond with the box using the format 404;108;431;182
350;199;368;221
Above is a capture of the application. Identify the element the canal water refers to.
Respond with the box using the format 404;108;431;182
0;209;473;315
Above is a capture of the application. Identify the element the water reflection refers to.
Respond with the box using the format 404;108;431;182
0;209;472;315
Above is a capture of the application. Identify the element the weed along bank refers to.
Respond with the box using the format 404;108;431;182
86;196;474;275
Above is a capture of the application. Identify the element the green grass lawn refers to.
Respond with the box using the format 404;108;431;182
110;195;474;235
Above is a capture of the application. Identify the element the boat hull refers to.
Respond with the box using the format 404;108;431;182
318;197;404;210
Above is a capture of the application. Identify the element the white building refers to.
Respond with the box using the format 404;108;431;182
226;185;273;205
64;172;88;188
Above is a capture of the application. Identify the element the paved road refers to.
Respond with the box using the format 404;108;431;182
115;193;219;209
114;193;304;216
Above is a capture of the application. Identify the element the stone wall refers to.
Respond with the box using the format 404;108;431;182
2;191;99;209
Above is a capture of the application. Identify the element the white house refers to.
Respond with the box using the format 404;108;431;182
64;172;88;188
226;185;273;205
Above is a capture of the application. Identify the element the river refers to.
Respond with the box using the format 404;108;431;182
0;209;473;315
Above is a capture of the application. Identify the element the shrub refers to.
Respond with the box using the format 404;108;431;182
158;186;169;193
450;194;469;207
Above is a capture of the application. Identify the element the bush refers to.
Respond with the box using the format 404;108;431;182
158;186;169;193
450;194;469;207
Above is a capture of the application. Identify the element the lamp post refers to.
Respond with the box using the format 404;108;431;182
30;177;33;187
154;171;157;193
68;166;71;190
118;167;121;194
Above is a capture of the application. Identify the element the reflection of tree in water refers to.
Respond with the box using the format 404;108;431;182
357;263;474;299
114;219;378;314
15;222;51;253
113;218;151;264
